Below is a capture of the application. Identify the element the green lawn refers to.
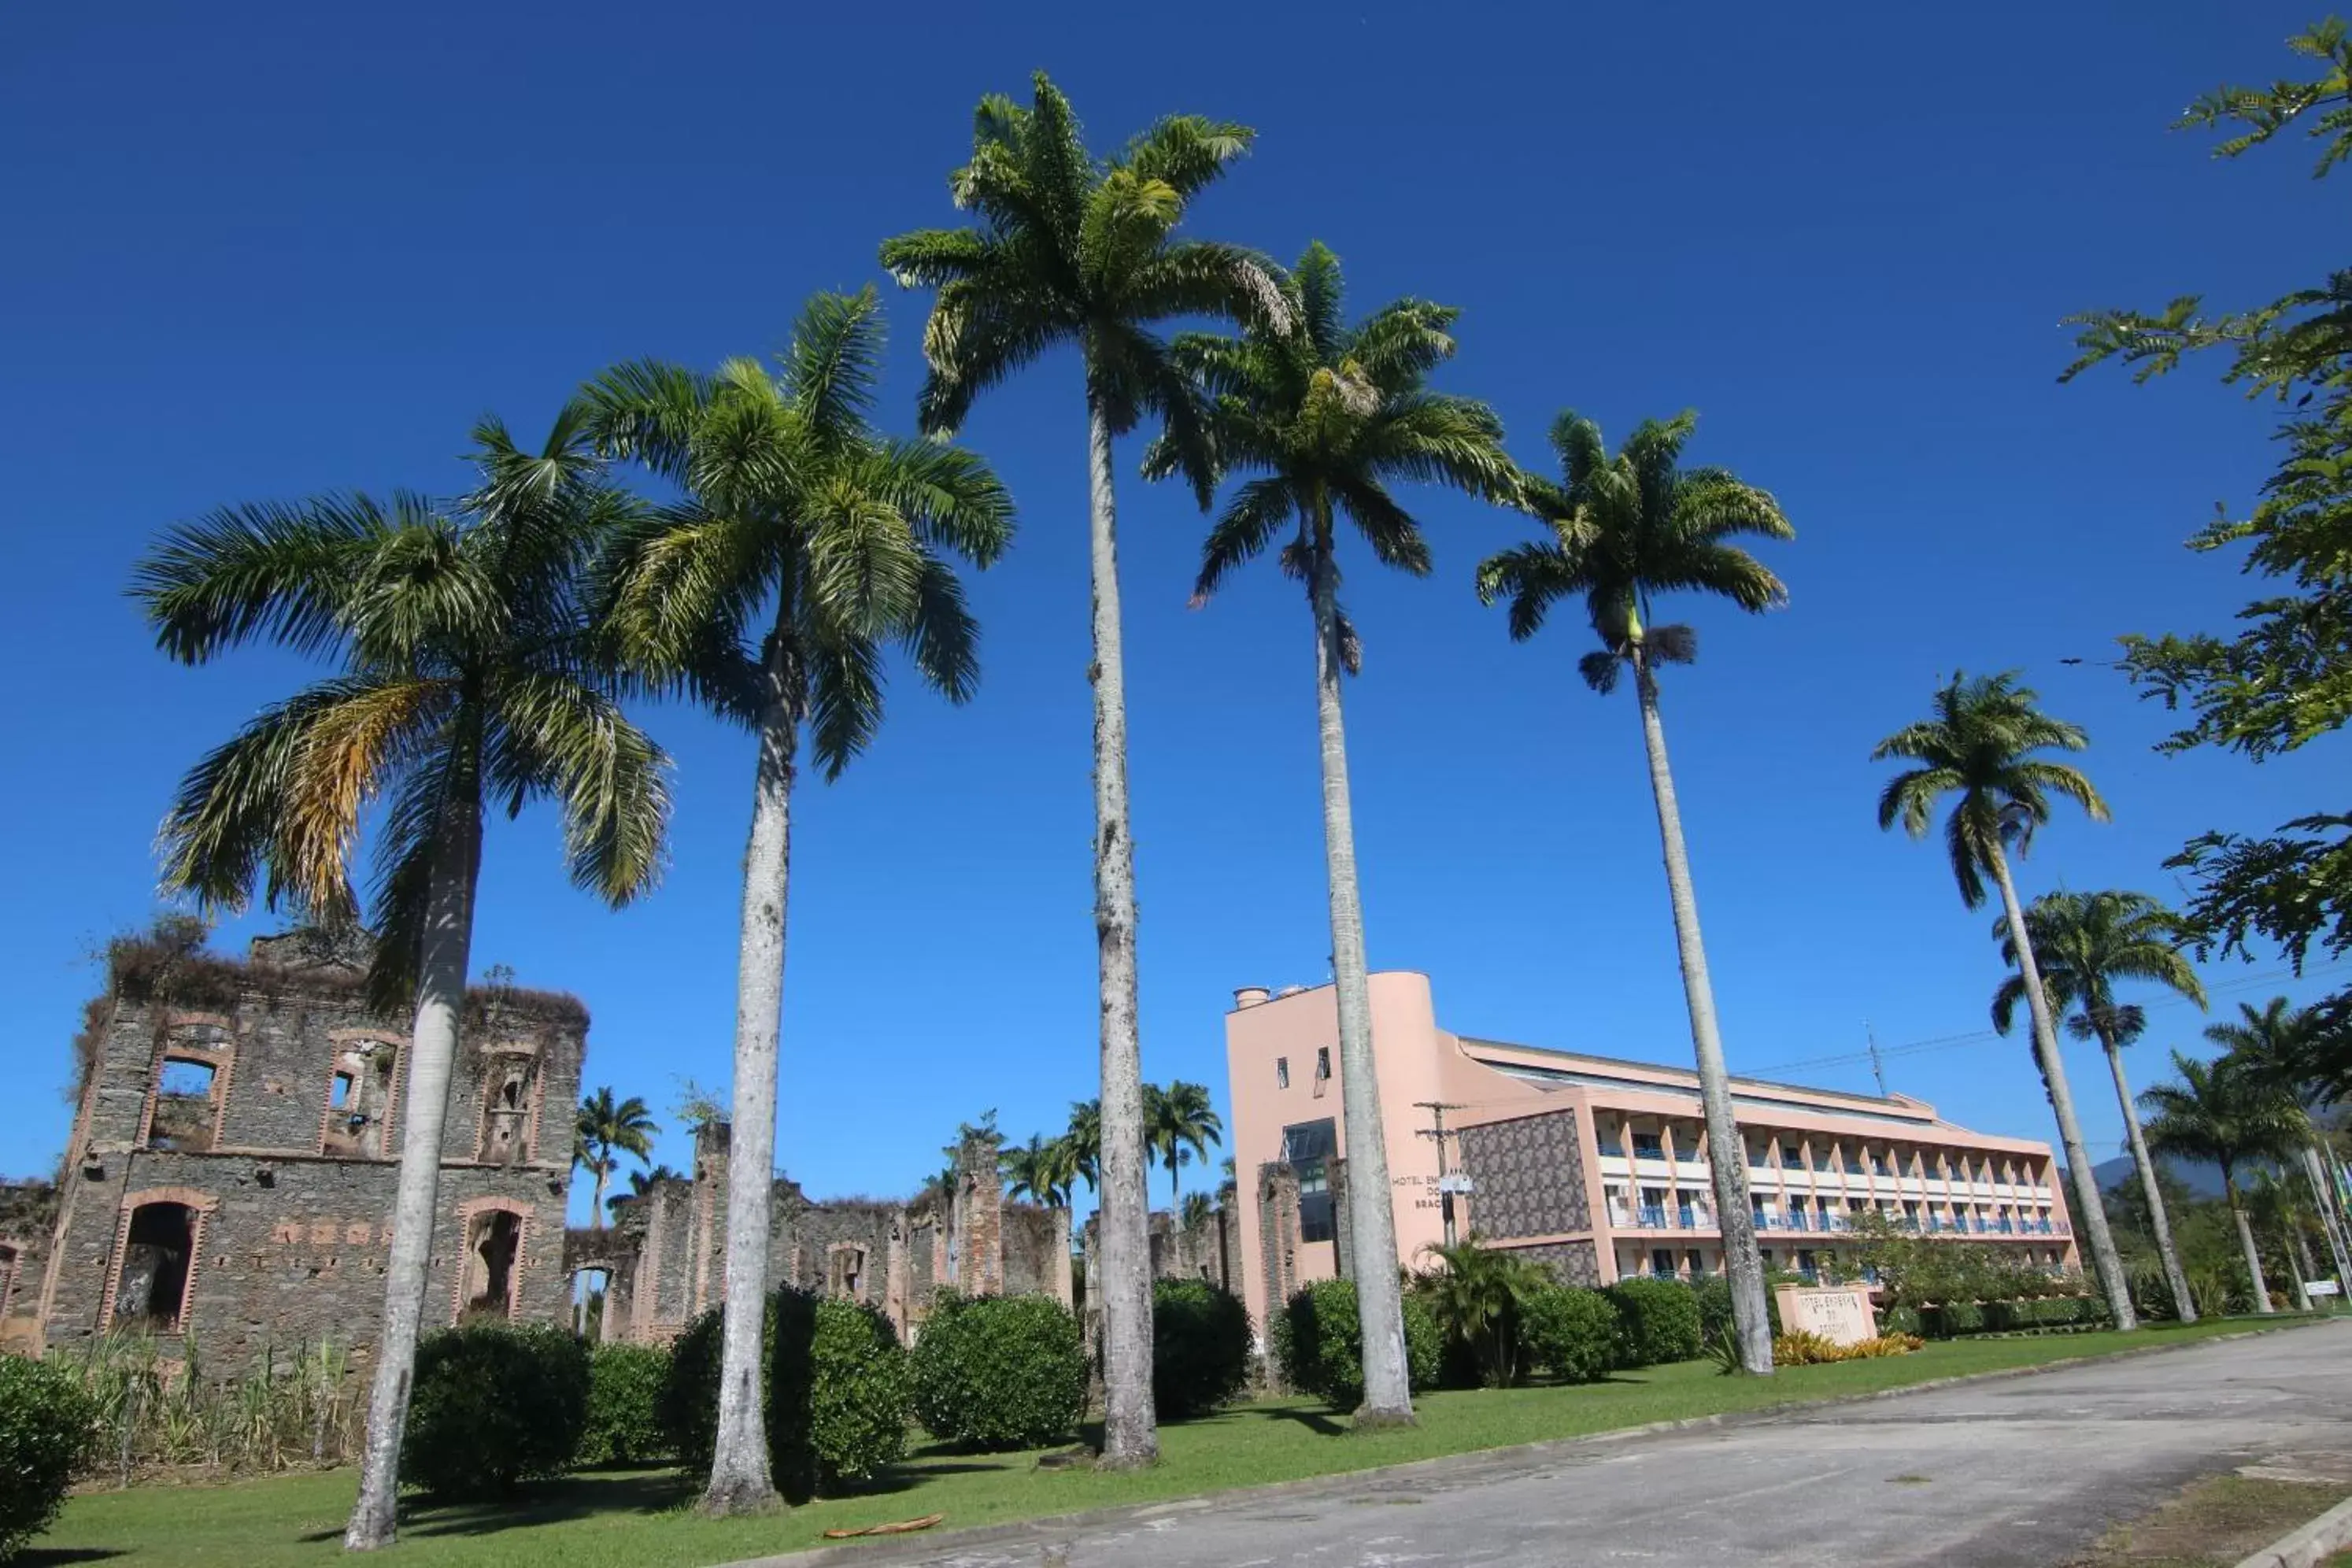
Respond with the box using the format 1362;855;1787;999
29;1318;2308;1568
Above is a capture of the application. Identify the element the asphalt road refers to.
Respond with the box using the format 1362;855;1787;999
760;1322;2352;1568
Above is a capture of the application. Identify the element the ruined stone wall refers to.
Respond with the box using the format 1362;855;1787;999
40;942;584;1370
0;1180;58;1355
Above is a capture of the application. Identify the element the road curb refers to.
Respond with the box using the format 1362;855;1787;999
2234;1492;2352;1568
716;1317;2337;1568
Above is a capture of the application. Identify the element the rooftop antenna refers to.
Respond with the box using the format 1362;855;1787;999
1866;1020;1888;1097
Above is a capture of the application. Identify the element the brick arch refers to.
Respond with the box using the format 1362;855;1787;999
450;1196;534;1324
98;1187;221;1332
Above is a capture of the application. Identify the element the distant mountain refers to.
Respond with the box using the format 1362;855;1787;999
2091;1152;2226;1200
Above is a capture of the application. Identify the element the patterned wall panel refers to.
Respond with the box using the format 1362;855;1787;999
1504;1240;1600;1286
1459;1111;1590;1238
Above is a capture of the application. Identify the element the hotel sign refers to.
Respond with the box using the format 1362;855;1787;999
1773;1282;1878;1346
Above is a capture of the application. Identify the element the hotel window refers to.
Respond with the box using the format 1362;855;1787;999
1631;1133;1665;1160
1275;1057;1289;1089
1779;1141;1803;1168
1283;1119;1337;1244
1315;1048;1330;1082
1747;1140;1770;1167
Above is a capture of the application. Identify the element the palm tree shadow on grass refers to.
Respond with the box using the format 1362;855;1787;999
296;1471;693;1542
1251;1405;1348;1438
17;1551;128;1566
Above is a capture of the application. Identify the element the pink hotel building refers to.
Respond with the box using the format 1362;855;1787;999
1224;971;2078;1330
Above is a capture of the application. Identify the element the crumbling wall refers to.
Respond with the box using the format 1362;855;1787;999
0;1180;58;1355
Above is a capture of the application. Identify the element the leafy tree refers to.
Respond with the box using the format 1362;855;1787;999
1872;672;2137;1329
1157;241;1511;1419
574;1088;660;1229
580;289;1012;1514
1178;1190;1216;1232
132;415;671;1548
2062;22;2352;1035
1145;1081;1225;1208
2141;1050;2311;1314
1477;410;1791;1376
2203;997;2352;1279
1990;891;2206;1321
881;73;1284;1469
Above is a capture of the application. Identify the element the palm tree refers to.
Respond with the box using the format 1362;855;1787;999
575;1088;660;1228
132;414;671;1548
1002;1132;1082;1304
1871;671;2136;1329
609;1163;684;1217
2204;999;2352;1285
1990;891;2206;1322
2141;1051;2309;1314
881;75;1284;1469
580;289;1013;1515
1476;411;1791;1375
1156;242;1511;1418
1147;1082;1225;1208
2247;1167;2321;1305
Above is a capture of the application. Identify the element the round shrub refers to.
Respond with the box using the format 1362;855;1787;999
1519;1285;1618;1383
1603;1278;1703;1367
1272;1278;1440;1411
401;1323;590;1499
911;1293;1085;1451
579;1343;670;1466
660;1288;912;1500
0;1355;94;1562
1151;1279;1251;1419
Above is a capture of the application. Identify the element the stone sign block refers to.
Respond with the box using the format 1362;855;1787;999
1773;1282;1877;1346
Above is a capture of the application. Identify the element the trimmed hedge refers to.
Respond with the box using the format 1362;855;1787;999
1603;1278;1703;1367
0;1355;94;1562
1518;1285;1618;1384
1151;1280;1252;1419
1271;1278;1440;1410
911;1293;1086;1451
661;1288;912;1500
580;1343;670;1466
1918;1294;2106;1339
402;1323;590;1499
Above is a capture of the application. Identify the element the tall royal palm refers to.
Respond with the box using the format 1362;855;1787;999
1156;242;1511;1416
1145;1080;1226;1210
132;416;671;1548
2140;1051;2309;1314
2205;1000;2352;1286
1990;891;2206;1321
575;1087;661;1229
1475;411;1789;1375
1872;672;2136;1328
1001;1132;1082;1302
582;289;1013;1514
881;72;1284;1466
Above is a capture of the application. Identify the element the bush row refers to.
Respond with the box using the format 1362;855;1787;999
1770;1331;1924;1366
1270;1278;1445;1408
1918;1294;2108;1339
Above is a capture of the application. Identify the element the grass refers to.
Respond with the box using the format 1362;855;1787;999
2070;1474;2346;1566
28;1317;2308;1568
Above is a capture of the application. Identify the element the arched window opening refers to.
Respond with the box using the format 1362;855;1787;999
323;1041;397;1156
148;1059;220;1152
115;1203;197;1331
461;1210;521;1321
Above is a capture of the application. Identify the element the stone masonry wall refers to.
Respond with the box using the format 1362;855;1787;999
1458;1111;1592;1239
40;943;583;1371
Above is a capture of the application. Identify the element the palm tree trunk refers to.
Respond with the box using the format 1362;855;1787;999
1308;516;1414;1424
1629;645;1773;1377
702;645;799;1517
2101;1035;2194;1322
1986;845;2137;1329
1083;375;1157;1469
2224;1170;2274;1314
2302;1146;2352;1286
345;761;483;1550
591;1161;610;1231
2291;1224;2317;1299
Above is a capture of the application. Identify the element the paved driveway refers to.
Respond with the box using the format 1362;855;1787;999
749;1323;2352;1568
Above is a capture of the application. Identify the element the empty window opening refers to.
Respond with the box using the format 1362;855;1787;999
479;1058;535;1163
0;1242;18;1313
830;1247;866;1302
115;1203;196;1332
323;1042;396;1156
571;1267;612;1341
148;1059;219;1152
461;1211;522;1320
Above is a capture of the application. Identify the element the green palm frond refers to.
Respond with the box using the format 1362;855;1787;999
1477;409;1790;684
1988;889;2206;1041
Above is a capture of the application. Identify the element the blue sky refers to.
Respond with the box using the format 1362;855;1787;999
2;2;2343;1221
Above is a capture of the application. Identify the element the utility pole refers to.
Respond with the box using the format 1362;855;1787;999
1865;1022;1888;1098
1416;1101;1466;1248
